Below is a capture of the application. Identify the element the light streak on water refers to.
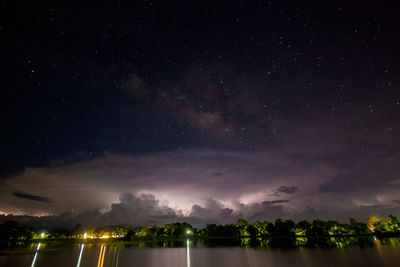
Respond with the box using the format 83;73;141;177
115;249;119;267
76;244;84;267
97;245;106;267
187;238;190;267
112;246;120;267
30;243;41;267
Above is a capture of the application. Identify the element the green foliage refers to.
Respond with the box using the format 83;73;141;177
236;219;250;236
374;218;396;233
236;219;249;226
370;214;400;234
389;214;399;225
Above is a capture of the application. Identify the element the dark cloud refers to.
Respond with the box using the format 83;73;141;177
234;201;285;223
273;186;299;196
189;203;234;225
0;193;178;228
0;193;288;228
103;193;178;226
269;199;290;204
12;190;52;203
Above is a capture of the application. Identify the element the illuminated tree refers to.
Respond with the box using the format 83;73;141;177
253;220;264;235
296;220;312;236
374;217;398;233
368;214;381;231
236;219;249;236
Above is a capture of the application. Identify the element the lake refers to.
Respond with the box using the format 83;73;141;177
1;237;400;267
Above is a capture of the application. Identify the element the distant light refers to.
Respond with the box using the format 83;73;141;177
41;233;44;238
84;233;87;239
186;230;191;234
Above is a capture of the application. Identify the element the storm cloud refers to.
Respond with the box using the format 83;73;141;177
12;190;52;203
0;192;289;228
1;107;400;224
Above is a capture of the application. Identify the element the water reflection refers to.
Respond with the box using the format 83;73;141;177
186;238;190;267
30;242;40;267
190;235;380;249
97;245;106;267
111;246;120;267
76;244;84;267
3;237;400;267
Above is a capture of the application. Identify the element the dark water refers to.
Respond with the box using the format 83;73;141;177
1;237;400;267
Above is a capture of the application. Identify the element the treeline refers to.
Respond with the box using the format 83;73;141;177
1;214;399;246
200;217;374;238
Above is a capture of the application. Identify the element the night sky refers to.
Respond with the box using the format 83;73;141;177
1;2;400;227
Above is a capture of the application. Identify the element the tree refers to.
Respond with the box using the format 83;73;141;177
246;225;258;237
296;220;312;236
311;220;329;236
0;221;31;244
236;219;249;236
254;220;264;235
236;219;249;227
116;227;128;238
348;218;368;235
389;214;399;225
368;214;381;232
269;219;296;237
